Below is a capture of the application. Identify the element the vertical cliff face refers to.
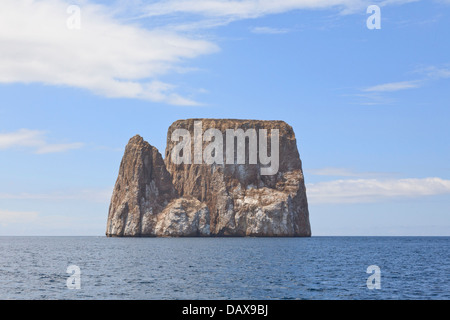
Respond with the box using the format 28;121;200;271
164;119;311;236
106;135;177;236
106;135;210;237
106;119;311;237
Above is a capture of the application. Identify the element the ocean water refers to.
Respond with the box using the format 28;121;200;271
0;236;448;300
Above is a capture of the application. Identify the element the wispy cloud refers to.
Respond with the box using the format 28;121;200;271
0;210;38;225
0;188;112;203
0;187;112;235
307;177;450;204
0;129;83;154
250;26;290;34
353;63;450;104
141;0;412;20
0;210;105;235
306;167;395;178
363;65;450;95
363;80;422;92
415;65;450;80
143;0;347;19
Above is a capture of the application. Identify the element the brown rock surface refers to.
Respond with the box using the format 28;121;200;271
106;135;177;236
164;119;311;236
154;197;210;237
106;119;311;237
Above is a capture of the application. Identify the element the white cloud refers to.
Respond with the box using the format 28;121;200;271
416;65;450;80
250;26;290;34
34;143;84;154
0;188;112;203
306;167;394;178
0;0;218;105
0;210;106;235
142;0;420;20
0;129;83;154
308;167;364;177
0;0;425;105
143;0;368;19
355;64;450;104
363;80;422;92
307;177;450;204
0;210;39;225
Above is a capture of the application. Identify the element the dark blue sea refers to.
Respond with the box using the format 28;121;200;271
0;237;448;300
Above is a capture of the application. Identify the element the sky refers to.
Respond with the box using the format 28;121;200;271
0;0;449;236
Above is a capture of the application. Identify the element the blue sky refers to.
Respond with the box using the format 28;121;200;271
0;0;449;235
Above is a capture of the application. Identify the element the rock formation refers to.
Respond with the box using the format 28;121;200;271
105;135;209;237
106;119;311;237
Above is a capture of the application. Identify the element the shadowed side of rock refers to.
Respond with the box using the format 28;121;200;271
106;135;210;237
106;135;176;236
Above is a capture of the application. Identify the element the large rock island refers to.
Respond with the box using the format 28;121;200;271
106;119;311;237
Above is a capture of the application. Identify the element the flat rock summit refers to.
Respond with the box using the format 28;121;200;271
106;119;311;237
